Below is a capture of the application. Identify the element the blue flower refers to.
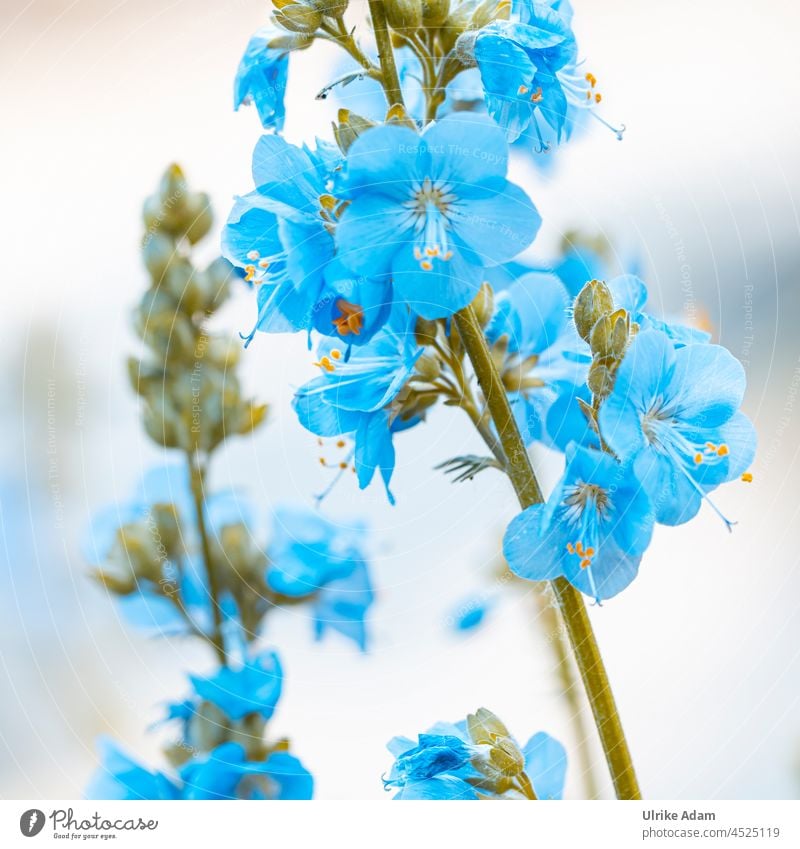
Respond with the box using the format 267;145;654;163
223;135;337;340
598;329;756;527
486;271;588;444
503;443;655;601
385;709;567;800
189;650;282;721
86;739;180;800
180;743;313;800
266;506;374;649
335;113;541;319
473;0;623;151
234;27;289;131
292;308;424;503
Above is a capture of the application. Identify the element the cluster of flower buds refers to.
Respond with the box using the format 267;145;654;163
465;708;537;799
573;278;638;401
272;0;349;34
131;165;268;455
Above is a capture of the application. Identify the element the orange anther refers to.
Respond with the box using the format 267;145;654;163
741;472;753;483
332;299;364;337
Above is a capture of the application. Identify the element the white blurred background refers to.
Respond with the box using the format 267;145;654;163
1;0;799;800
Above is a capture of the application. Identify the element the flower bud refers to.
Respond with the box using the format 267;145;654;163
142;232;176;280
587;355;618;398
274;3;323;33
311;0;348;15
415;353;441;382
333;109;376;153
386;0;422;31
573;279;614;341
183;192;214;245
422;0;450;26
414;316;439;346
471;281;494;326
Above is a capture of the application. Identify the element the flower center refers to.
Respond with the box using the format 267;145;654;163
405;177;456;271
332;299;364;337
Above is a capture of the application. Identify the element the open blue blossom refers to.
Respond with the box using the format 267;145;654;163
336;113;541;319
486;271;588;444
180;743;313;800
189;650;282;721
598;329;756;527
504;443;654;601
293;308;424;503
267;506;374;649
224;136;393;347
87;738;179;800
234;27;289;131
473;0;623;151
385;710;567;800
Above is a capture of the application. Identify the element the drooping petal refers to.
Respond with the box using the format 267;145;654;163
503;505;564;582
522;732;567;800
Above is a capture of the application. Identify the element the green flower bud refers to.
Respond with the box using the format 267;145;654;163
274;3;323;33
414;316;439;346
142;232;176;281
471;281;494;326
587;355;618;398
386;0;422;31
573;279;614;341
415;353;441;382
422;0;450;26
183;192;213;245
311;0;348;15
333;109;376;153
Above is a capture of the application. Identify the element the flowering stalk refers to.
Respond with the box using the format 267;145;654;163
188;450;227;665
454;305;641;800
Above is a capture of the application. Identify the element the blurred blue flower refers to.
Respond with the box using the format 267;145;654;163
486;271;588;444
385;711;567;800
267;506;374;650
598;329;756;527
293;308;424;503
234;27;289;131
189;650;282;721
504;443;654;601
336;113;541;319
87;738;179;800
181;743;313;800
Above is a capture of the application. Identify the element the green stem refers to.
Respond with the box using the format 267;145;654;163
454;305;641;800
367;1;405;108
535;589;601;800
187;450;227;665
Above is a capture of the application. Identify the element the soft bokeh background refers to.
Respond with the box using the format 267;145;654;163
2;0;799;800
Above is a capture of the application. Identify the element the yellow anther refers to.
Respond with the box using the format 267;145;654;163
259;259;270;268
244;264;256;282
421;260;433;271
694;452;703;465
332;300;364;337
330;348;342;360
741;472;753;483
319;194;338;211
339;461;348;470
319;457;326;465
586;72;597;88
426;246;439;256
585;547;595;557
336;439;346;448
247;250;260;261
594;92;602;104
313;356;335;373
716;444;729;457
530;87;543;103
580;558;591;569
517;85;529;96
566;542;575;554
443;250;453;260
414;246;423;261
